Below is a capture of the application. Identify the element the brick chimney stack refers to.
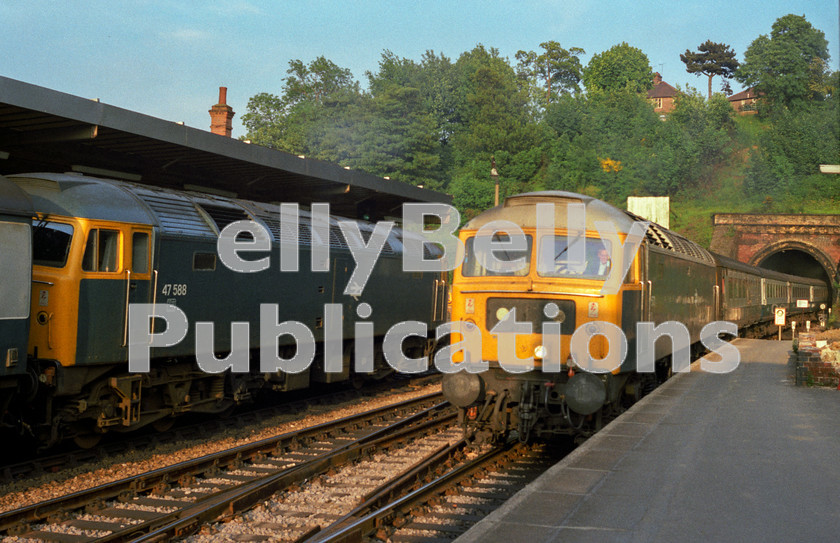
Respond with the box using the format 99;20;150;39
209;87;235;137
653;72;662;85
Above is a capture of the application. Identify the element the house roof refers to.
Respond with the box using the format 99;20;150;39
647;79;679;99
728;87;759;101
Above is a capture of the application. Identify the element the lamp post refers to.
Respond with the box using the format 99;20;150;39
491;156;499;207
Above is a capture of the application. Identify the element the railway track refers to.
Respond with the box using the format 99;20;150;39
0;392;450;542
308;440;565;542
1;374;441;484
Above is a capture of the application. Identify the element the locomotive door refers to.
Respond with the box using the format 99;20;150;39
123;227;154;347
641;243;650;321
75;223;153;364
620;242;647;373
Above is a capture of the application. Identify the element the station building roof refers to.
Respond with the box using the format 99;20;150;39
0;76;450;220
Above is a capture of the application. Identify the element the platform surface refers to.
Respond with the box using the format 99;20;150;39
456;338;840;542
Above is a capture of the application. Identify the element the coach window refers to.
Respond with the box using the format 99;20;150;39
132;232;149;273
82;229;120;272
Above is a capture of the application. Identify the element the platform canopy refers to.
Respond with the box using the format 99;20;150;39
0;76;449;220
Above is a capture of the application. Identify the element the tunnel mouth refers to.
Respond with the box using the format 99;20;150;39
758;249;830;282
755;247;835;305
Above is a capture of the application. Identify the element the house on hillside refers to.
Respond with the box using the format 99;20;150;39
728;87;760;115
647;73;679;119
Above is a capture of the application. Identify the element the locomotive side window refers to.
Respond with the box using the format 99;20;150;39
132;232;149;273
193;252;217;271
82;229;120;272
32;221;74;268
462;234;532;277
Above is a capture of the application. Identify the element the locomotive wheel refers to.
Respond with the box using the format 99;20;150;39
152;417;175;432
73;432;103;449
215;403;237;418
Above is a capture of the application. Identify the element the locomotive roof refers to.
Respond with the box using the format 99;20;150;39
7;172;427;255
8;173;156;224
463;191;715;264
0;174;33;217
462;191;639;232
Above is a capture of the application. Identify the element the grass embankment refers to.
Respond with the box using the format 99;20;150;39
668;115;840;249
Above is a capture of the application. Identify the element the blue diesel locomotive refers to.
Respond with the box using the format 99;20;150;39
2;172;448;448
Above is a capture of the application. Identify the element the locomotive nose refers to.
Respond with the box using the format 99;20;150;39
441;372;485;407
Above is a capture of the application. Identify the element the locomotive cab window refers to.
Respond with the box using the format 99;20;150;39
462;234;532;277
82;229;120;272
32;220;74;268
538;236;622;280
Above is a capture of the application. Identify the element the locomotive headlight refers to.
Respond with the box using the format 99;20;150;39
543;302;565;323
821;303;826;310
496;307;510;321
534;345;547;360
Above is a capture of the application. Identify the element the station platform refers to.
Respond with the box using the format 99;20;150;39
456;338;840;542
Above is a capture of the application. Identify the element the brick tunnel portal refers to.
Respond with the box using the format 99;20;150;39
710;213;840;306
757;248;832;285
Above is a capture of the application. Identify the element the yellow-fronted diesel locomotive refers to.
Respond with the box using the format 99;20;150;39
441;191;829;442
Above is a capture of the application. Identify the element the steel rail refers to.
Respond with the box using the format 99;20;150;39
1;373;441;483
0;392;444;536
308;441;523;543
123;406;457;542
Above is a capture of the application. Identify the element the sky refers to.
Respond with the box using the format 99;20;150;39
2;1;838;139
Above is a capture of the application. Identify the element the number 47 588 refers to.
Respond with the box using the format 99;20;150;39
161;283;187;296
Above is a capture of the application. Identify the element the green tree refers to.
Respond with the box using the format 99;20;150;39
542;87;736;200
583;43;653;94
736;14;830;110
241;56;362;154
368;50;459;148
240;92;288;149
448;45;540;213
515;41;585;107
544;91;661;199
745;96;839;196
283;56;359;107
303;90;371;167
680;40;739;100
357;52;443;187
